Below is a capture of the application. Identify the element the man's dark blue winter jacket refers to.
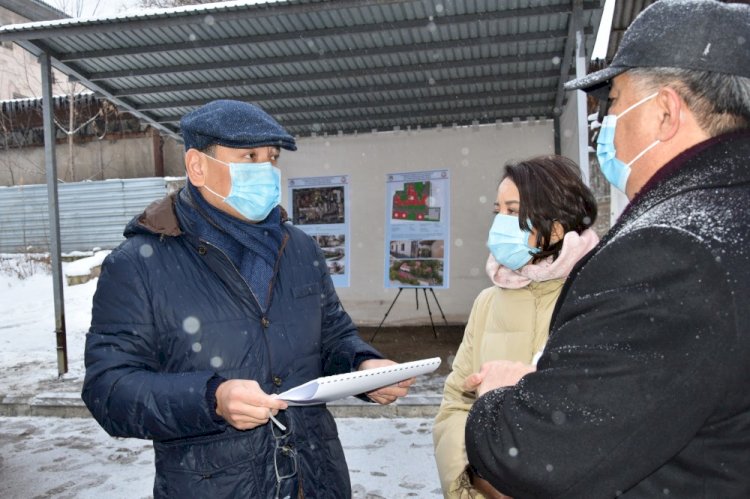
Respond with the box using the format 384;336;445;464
82;190;381;498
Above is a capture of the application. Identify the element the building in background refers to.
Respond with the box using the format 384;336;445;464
0;0;67;100
0;0;184;186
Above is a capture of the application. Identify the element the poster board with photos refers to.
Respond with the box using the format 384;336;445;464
288;175;350;287
384;169;450;289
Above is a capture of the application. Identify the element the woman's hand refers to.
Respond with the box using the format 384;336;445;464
462;360;535;397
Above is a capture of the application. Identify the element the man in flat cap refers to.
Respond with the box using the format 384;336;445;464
82;100;413;498
463;1;750;497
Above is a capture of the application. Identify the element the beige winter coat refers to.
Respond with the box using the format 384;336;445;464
432;279;564;498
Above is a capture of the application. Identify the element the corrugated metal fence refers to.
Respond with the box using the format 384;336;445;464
0;178;171;253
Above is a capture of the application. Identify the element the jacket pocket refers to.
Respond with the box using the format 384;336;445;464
292;281;320;299
154;432;264;498
286;281;322;343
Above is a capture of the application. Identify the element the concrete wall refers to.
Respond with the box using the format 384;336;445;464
163;135;187;176
280;122;554;326
0;136;155;185
0;133;189;186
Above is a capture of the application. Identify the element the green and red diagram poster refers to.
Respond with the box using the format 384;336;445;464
391;181;440;221
384;169;450;289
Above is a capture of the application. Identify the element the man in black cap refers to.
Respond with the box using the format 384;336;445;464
82;99;413;498
463;1;750;497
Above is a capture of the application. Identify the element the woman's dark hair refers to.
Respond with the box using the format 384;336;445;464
502;155;597;262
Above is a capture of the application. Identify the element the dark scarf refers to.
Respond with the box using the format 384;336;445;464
175;182;283;310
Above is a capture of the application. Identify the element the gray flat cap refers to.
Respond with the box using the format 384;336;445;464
565;0;750;93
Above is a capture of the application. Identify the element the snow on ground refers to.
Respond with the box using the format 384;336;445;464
0;416;441;499
0;254;445;498
0;255;95;396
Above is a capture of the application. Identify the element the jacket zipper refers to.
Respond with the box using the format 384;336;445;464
199;233;289;315
198;233;290;392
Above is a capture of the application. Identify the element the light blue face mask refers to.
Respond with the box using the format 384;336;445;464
202;154;281;221
487;213;540;271
596;92;660;192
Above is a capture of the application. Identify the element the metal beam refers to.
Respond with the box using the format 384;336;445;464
284;107;555;129
110;55;563;97
554;9;578;115
158;94;557;124
159;99;554;127
40;52;68;377
134;83;555;112
283;113;554;137
283;108;556;136
573;0;591;186
88;29;585;81
0;0;68;21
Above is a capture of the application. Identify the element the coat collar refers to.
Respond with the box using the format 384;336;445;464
125;187;290;238
555;129;750;304
610;129;750;238
129;192;182;237
550;130;750;331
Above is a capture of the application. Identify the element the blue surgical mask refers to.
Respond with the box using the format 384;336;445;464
596;92;660;192
202;154;281;221
487;213;540;271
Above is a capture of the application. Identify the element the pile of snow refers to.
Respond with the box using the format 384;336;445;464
63;250;109;277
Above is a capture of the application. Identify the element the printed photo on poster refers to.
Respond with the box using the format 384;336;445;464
384;170;450;289
288;176;350;287
292;186;345;225
314;234;346;276
388;257;444;287
389;239;445;259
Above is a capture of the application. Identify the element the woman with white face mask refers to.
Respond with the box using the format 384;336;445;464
432;155;599;499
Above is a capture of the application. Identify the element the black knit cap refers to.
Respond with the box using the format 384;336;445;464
565;0;750;95
180;99;297;152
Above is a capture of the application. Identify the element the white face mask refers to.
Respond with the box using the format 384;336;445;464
596;92;660;192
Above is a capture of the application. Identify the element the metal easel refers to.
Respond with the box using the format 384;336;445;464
370;287;448;341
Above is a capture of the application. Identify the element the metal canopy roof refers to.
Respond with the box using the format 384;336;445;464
0;0;603;142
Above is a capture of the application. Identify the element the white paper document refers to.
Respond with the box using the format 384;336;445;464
278;357;442;406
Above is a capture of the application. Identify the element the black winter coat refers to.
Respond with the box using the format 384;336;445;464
82;191;381;498
466;131;750;498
